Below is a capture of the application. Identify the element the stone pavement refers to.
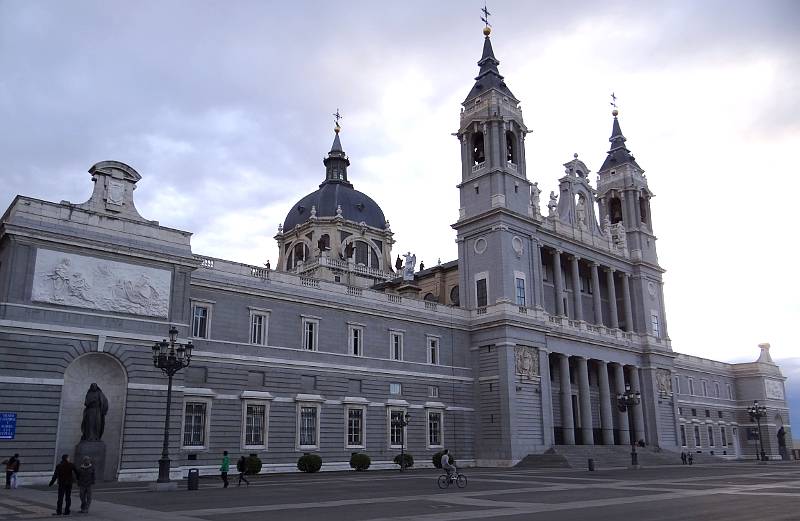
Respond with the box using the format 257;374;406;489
1;462;798;520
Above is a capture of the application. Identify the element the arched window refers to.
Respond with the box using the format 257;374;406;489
609;197;623;224
505;131;516;164
353;240;381;269
286;242;310;270
639;196;648;224
472;132;485;165
423;293;437;303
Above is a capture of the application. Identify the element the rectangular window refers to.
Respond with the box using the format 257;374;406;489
714;382;720;398
705;409;710;418
390;331;404;361
708;426;715;447
721;426;728;446
680;425;687;447
428;410;443;447
515;277;526;307
678;407;683;416
691;408;697;417
428;385;439;398
191;304;210;339
299;405;319;448
718;411;723;419
694;425;701;447
389;409;406;447
727;383;733;400
688;379;694;396
244;402;267;448
702;381;708;397
476;278;488;307
250;312;269;345
346;407;364;448
651;312;660;337
675;377;681;395
389;382;402;395
349;325;364;357
302;317;319;351
427;336;440;365
183;402;207;447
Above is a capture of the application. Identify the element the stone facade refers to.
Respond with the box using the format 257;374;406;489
0;31;792;484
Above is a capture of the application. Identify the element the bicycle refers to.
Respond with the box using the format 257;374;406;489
437;469;467;489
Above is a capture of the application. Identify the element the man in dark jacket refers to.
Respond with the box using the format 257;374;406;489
49;454;78;515
3;453;20;489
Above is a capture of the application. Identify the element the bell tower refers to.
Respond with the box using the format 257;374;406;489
455;25;531;222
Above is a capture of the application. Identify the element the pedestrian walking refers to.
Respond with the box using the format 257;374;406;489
48;454;78;516
3;453;20;489
680;451;687;465
220;451;230;488
687;452;694;465
236;456;250;487
76;456;96;514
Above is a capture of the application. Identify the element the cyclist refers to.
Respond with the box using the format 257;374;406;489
440;449;456;481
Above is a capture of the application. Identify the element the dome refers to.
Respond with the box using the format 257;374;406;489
283;181;386;231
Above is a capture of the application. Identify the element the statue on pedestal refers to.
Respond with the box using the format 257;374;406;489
402;252;416;281
81;383;108;442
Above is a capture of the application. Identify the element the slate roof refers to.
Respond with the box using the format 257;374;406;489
599;115;641;171
464;36;516;103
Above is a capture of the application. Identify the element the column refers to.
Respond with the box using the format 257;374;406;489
628;366;646;444
539;349;554;447
606;268;619;329
553;250;565;316
590;262;603;325
621;272;634;332
612;362;630;445
559;354;575;445
576;357;593;445
533;241;545;310
570;256;583;321
597;360;615;445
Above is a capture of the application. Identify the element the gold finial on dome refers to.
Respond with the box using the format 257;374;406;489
612;109;619;117
481;4;492;36
334;123;341;134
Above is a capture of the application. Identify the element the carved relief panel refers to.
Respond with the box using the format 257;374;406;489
514;345;539;380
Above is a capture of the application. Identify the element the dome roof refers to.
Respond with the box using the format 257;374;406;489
283;181;386;230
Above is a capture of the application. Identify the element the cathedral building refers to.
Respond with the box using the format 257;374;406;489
0;27;791;483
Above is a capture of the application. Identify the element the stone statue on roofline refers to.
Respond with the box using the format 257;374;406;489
547;191;558;218
530;182;541;215
402;252;416;281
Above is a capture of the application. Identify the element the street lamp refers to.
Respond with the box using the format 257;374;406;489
392;412;411;471
746;400;767;462
617;383;642;467
152;325;193;483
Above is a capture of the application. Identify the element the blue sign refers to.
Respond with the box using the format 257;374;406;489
0;413;17;440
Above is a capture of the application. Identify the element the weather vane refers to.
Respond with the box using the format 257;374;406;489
610;92;617;109
333;108;342;132
481;3;491;29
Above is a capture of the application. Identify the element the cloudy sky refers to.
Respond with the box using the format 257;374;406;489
1;1;798;369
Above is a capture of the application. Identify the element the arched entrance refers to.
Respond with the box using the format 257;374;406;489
54;353;128;481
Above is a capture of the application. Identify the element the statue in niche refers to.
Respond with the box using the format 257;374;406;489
547;191;558;218
575;195;587;227
530;182;541;215
402;252;416;281
514;346;538;380
343;242;354;260
81;383;109;441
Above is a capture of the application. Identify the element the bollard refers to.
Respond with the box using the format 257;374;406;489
187;468;199;490
588;458;595;471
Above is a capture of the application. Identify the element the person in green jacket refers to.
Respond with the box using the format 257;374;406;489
220;451;230;488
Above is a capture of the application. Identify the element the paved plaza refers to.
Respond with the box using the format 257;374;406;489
1;463;798;520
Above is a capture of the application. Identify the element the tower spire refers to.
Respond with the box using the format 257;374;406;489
323;113;351;185
464;5;515;103
599;100;639;172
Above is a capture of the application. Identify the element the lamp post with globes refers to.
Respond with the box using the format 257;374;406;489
747;400;768;462
152;325;193;483
392;412;411;471
617;383;642;467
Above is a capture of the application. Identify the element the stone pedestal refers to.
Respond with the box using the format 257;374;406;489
75;441;107;482
397;283;421;299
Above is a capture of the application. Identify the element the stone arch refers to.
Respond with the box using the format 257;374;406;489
340;236;382;270
55;352;128;481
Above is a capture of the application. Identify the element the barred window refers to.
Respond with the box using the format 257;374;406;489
299;406;318;447
245;403;266;447
515;277;526;306
347;408;364;447
428;411;443;447
390;332;403;361
183;402;207;447
389;409;405;447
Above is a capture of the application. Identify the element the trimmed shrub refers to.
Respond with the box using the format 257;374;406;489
297;453;323;473
432;451;455;469
245;454;262;475
393;453;414;469
349;452;371;471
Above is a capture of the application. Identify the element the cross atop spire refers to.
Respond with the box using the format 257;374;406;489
481;3;492;34
333;108;342;133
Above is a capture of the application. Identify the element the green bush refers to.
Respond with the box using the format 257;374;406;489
349;452;371;471
297;453;323;473
393;453;414;469
245;454;262;475
432;451;455;469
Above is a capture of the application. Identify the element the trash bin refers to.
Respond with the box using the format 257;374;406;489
187;468;199;490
